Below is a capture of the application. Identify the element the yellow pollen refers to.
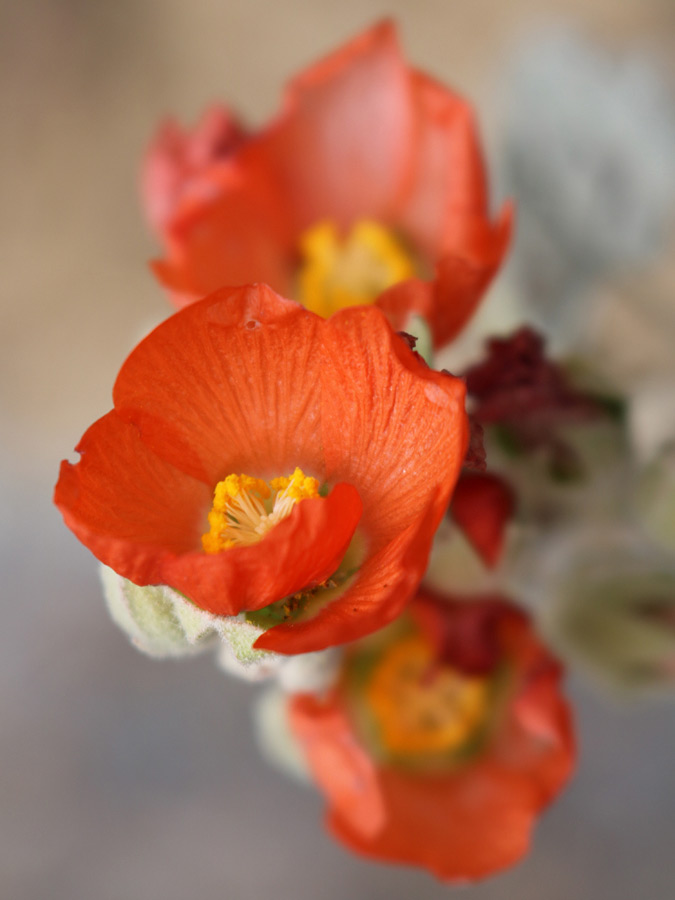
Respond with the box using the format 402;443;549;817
366;634;489;756
297;219;416;317
202;467;320;554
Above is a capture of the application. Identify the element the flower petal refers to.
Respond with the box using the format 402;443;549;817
289;696;386;839
113;285;323;485
54;410;211;585
428;211;513;348
142;105;247;235
450;472;516;568
162;482;363;616
398;72;489;255
56;412;362;615
255;494;441;654
153;160;295;307
242;20;416;232
321;308;467;546
255;311;469;654
383;70;514;347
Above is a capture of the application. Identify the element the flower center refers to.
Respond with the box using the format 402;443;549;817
202;467;319;554
365;634;490;756
297;219;416;317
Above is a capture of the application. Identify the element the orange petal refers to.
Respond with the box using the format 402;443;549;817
289;695;386;839
397;72;488;256
141;105;247;235
154;159;295;306
255;494;441;654
113;285;324;485
329;760;554;881
385;70;514;347
162;482;363;616
320;308;467;547
428;203;514;347
242;20;416;233
56;409;362;614
255;310;469;654
54;410;211;585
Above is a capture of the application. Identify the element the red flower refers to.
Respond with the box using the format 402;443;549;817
145;21;512;349
289;592;575;880
54;286;468;655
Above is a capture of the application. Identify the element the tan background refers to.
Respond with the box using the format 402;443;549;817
3;2;675;898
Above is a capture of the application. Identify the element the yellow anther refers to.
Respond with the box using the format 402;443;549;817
202;468;319;554
213;474;270;509
270;467;320;502
297;219;416;318
366;634;489;756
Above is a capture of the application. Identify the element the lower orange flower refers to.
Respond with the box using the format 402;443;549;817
288;592;575;879
54;285;468;655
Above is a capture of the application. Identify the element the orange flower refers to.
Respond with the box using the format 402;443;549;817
289;592;574;879
146;22;512;349
54;286;468;655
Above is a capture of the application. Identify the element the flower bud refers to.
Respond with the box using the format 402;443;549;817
541;530;675;693
101;565;284;679
254;688;309;783
101;564;219;658
635;443;675;555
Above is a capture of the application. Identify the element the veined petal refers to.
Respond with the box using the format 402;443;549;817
321;307;467;546
113;284;323;485
256;311;468;654
55;411;211;585
163;482;363;616
255;493;441;654
398;71;489;256
57;414;362;615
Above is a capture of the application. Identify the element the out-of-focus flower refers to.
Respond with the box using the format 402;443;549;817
636;443;675;556
501;27;675;348
449;471;516;568
287;593;574;880
145;21;512;349
465;327;602;477
142;105;247;235
628;379;675;466
539;528;675;693
54;285;468;656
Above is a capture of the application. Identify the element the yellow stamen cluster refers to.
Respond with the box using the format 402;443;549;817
297;219;416;318
366;634;489;756
202;467;320;554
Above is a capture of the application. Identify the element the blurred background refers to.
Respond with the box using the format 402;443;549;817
3;1;675;898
